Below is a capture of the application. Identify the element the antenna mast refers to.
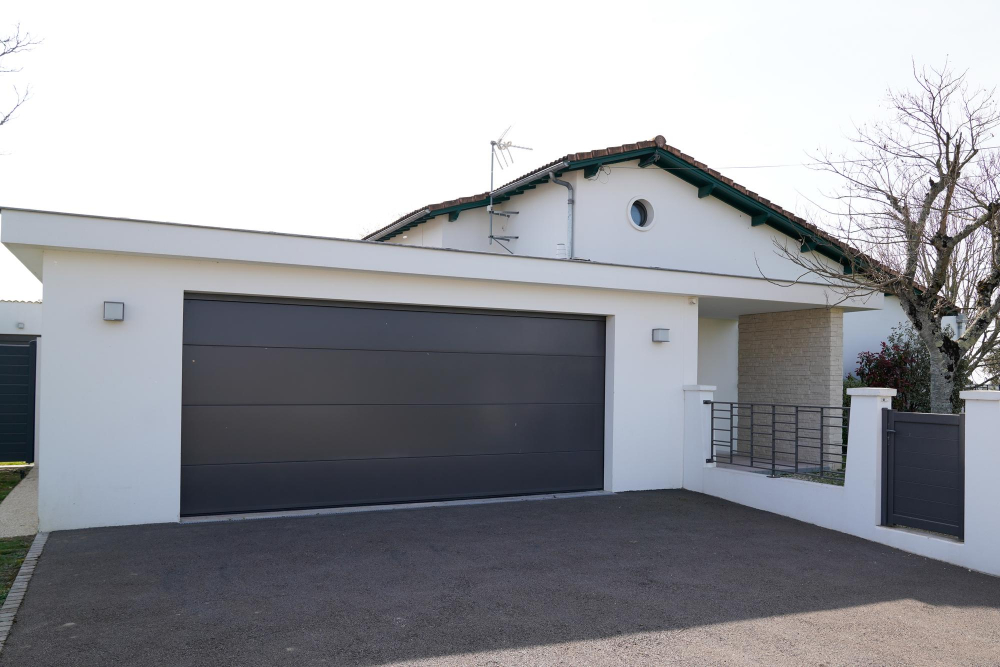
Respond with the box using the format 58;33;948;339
489;126;532;253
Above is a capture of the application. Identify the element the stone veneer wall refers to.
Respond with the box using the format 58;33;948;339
738;308;843;407
736;308;845;468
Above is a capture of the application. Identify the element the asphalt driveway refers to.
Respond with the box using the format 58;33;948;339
3;491;1000;666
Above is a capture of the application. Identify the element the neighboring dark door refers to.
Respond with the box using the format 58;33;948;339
180;295;606;516
0;339;36;464
882;409;964;539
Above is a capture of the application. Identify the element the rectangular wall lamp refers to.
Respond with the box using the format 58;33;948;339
103;301;125;321
652;328;670;342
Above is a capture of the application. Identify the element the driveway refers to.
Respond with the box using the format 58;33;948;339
3;491;999;666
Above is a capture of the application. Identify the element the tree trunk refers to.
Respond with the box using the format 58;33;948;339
911;307;962;414
928;352;956;414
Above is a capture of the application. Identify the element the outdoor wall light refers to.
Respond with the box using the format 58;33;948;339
651;328;670;343
103;301;125;322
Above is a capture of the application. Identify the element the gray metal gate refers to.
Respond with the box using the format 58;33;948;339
882;409;964;539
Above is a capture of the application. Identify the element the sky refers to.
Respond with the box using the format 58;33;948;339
1;0;999;301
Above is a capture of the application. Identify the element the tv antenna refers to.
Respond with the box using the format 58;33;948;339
489;126;532;252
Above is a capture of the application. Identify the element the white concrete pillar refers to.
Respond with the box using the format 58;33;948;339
682;385;715;493
844;388;896;529
958;390;1000;573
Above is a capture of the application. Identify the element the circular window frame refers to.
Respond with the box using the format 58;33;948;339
627;197;655;231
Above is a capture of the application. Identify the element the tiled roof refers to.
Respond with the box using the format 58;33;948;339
363;135;858;269
0;300;41;304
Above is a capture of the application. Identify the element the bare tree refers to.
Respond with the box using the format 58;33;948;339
0;24;40;133
781;63;1000;413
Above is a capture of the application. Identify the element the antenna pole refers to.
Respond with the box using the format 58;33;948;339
486;128;531;250
489;142;495;245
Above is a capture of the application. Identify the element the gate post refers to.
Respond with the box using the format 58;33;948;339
682;385;715;493
845;388;896;529
958;391;1000;570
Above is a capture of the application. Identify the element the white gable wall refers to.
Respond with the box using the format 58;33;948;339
571;160;844;281
394;181;570;258
393;160;846;284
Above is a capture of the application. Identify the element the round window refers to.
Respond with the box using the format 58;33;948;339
627;198;655;230
630;201;648;227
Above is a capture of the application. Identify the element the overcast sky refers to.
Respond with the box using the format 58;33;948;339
1;0;998;301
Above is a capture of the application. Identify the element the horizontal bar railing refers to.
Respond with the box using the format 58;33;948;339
709;402;849;482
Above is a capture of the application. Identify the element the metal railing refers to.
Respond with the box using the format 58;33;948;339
709;402;850;482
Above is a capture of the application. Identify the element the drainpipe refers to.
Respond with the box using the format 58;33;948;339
548;171;574;259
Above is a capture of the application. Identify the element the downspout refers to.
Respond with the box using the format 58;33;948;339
548;171;574;259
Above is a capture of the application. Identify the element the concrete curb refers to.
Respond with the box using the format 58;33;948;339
0;532;47;653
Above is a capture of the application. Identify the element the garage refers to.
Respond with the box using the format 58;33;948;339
180;295;606;515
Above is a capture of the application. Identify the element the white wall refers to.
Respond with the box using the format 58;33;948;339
573;160;848;280
0;300;42;336
697;317;737;402
683;387;1000;578
394;160;847;282
842;295;960;377
35;248;698;531
394;180;571;259
842;295;906;376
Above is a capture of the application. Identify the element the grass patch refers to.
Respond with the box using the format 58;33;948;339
0;470;27;505
0;536;32;605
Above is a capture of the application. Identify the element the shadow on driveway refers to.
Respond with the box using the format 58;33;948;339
3;490;1000;666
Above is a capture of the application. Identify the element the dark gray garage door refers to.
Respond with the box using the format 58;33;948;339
181;295;606;516
0;338;36;464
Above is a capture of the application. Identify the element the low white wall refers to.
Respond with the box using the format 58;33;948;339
684;387;1000;577
36;249;698;531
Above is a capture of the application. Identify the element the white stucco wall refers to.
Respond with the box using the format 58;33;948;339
842;295;907;376
392;160;846;282
0;300;42;336
571;161;846;281
33;249;700;531
697;317;738;402
394;182;570;259
685;387;1000;578
842;295;960;377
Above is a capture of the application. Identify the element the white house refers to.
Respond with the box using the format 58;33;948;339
1;136;904;532
368;135;903;393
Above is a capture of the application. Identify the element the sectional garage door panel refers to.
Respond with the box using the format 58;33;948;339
182;403;604;465
182;346;605;406
181;297;606;516
183;297;606;357
181;451;605;516
0;341;36;464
